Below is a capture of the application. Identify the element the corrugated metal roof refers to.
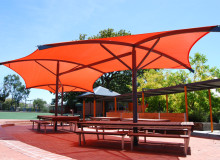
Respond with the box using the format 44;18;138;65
98;78;220;101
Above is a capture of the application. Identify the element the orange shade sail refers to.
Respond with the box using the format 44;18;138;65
1;25;219;93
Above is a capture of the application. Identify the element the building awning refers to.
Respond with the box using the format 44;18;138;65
98;79;220;101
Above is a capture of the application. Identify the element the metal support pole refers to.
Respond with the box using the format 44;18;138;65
142;92;145;113
83;99;85;121
114;97;117;112
166;94;168;113
55;61;60;131
94;98;96;117
208;89;213;132
184;86;189;122
132;47;138;145
103;101;105;117
61;86;64;116
132;47;138;123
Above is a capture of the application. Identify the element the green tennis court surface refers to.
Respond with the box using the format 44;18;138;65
0;112;54;120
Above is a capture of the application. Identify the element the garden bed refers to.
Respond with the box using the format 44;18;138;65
193;122;220;131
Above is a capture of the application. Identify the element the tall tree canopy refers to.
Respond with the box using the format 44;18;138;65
2;74;30;109
0;86;9;102
33;98;47;111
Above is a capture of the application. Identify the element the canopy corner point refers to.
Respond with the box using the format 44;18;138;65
37;45;52;50
189;68;194;73
210;25;220;32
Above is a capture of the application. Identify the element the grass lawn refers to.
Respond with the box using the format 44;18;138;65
0;111;54;120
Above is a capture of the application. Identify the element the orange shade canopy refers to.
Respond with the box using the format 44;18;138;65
1;26;219;93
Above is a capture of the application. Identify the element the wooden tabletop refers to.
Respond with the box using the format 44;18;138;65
37;115;80;121
78;121;194;126
121;118;170;122
90;117;121;121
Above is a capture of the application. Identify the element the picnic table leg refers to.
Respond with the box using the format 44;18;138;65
61;122;64;130
80;126;85;144
73;122;77;132
130;136;134;150
53;122;55;132
122;136;125;150
54;121;57;131
184;137;189;155
144;130;147;143
70;122;72;131
44;124;46;133
32;122;34;129
96;127;99;140
102;129;105;140
78;133;81;146
37;123;41;131
82;134;86;144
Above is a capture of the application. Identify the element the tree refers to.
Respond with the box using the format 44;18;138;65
3;74;30;109
33;98;47;111
187;53;220;122
136;53;220;122
0;87;9;102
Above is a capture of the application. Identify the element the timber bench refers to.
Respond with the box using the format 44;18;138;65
127;132;190;155
140;127;189;141
74;130;128;150
141;127;188;133
30;120;50;133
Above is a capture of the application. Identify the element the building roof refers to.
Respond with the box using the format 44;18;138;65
98;78;220;101
78;86;120;98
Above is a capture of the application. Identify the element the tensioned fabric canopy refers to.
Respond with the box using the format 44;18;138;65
1;25;220;124
1;25;219;94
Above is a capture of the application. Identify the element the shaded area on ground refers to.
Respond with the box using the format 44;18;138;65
0;122;219;160
1;125;184;160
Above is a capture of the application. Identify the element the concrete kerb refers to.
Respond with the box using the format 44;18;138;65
192;130;220;139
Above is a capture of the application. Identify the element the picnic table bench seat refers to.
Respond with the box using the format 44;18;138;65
30;120;50;133
127;132;190;155
141;127;188;134
74;130;128;150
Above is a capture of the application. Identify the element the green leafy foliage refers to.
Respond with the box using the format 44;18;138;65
137;53;220;122
1;74;30;110
33;98;47;112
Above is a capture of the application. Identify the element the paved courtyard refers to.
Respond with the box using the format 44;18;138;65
0;120;219;160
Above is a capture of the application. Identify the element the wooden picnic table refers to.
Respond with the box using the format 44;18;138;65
77;121;193;136
37;115;80;131
76;121;194;154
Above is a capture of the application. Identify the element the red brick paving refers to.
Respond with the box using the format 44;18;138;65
0;123;220;160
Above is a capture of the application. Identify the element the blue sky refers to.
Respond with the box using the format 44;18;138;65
0;0;220;104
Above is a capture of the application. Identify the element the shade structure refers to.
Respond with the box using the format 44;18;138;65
1;25;220;123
